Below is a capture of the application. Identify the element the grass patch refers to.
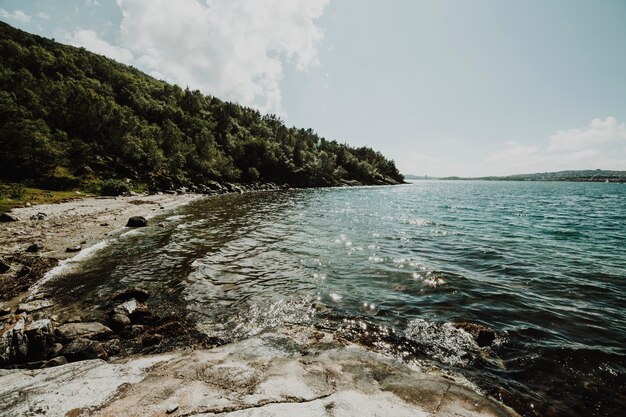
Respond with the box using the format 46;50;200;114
0;183;91;213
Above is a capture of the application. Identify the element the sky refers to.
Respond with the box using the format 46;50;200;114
1;0;626;177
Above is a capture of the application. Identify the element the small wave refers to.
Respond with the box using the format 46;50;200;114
29;239;112;298
404;319;479;366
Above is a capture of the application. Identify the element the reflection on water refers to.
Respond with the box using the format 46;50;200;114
44;182;626;417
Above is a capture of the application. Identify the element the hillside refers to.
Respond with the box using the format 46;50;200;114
442;169;626;182
0;21;403;191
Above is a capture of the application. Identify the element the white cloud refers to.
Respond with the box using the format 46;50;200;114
481;116;626;175
400;117;626;177
548;116;626;152
37;12;50;20
0;9;32;22
69;29;133;63
114;0;329;114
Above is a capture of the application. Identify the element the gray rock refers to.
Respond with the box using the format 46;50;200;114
16;299;53;313
0;328;521;417
126;216;148;227
0;213;19;222
56;322;113;342
0;315;28;366
26;242;44;253
30;212;46;221
60;338;107;361
113;299;149;321
41;356;67;368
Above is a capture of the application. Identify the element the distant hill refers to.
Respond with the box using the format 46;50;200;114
441;170;626;183
0;21;403;190
403;174;436;180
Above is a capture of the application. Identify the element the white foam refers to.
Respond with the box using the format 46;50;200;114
28;239;112;298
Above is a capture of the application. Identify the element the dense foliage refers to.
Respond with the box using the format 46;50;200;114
0;22;403;190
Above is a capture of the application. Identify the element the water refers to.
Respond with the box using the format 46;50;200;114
43;181;626;417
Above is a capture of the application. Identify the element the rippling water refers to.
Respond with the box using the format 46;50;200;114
45;181;626;417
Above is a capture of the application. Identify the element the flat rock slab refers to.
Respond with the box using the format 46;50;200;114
0;329;520;417
16;300;53;314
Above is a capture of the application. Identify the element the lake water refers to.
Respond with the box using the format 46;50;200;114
44;181;626;417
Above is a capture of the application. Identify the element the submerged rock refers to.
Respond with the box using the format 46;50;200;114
126;216;148;227
65;245;82;253
56;322;113;342
453;322;497;347
112;287;150;303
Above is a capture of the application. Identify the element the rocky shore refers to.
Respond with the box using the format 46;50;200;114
1;185;520;417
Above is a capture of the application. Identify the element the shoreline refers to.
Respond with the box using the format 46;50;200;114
0;191;520;417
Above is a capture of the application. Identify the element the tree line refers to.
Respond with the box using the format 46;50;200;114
0;21;403;190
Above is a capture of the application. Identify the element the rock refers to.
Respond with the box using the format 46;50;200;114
453;322;496;347
0;328;522;417
113;299;150;323
103;339;122;356
126;216;148;227
0;306;11;316
112;288;150;303
66;316;82;323
0;258;10;274
41;356;67;368
30;212;46;221
141;333;163;347
24;319;55;361
16;299;53;313
0;315;28;366
110;313;131;331
26;242;44;253
65;246;82;253
0;213;19;222
48;343;63;357
56;322;113;342
60;338;107;361
100;222;110;226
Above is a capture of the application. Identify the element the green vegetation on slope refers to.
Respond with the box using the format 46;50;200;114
0;21;403;191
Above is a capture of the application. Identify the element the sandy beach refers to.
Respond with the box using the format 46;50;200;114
0;193;204;262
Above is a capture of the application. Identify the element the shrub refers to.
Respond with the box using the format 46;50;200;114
99;179;130;196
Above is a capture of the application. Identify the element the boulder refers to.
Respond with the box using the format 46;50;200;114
65;246;82;253
56;322;113;342
0;315;28;366
109;313;131;331
30;212;46;221
60;338;107;361
112;288;150;303
16;299;53;314
24;319;55;362
113;299;150;322
41;356;68;368
126;216;148;227
26;242;44;253
0;213;19;222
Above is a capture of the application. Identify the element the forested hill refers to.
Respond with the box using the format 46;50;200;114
0;21;403;191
